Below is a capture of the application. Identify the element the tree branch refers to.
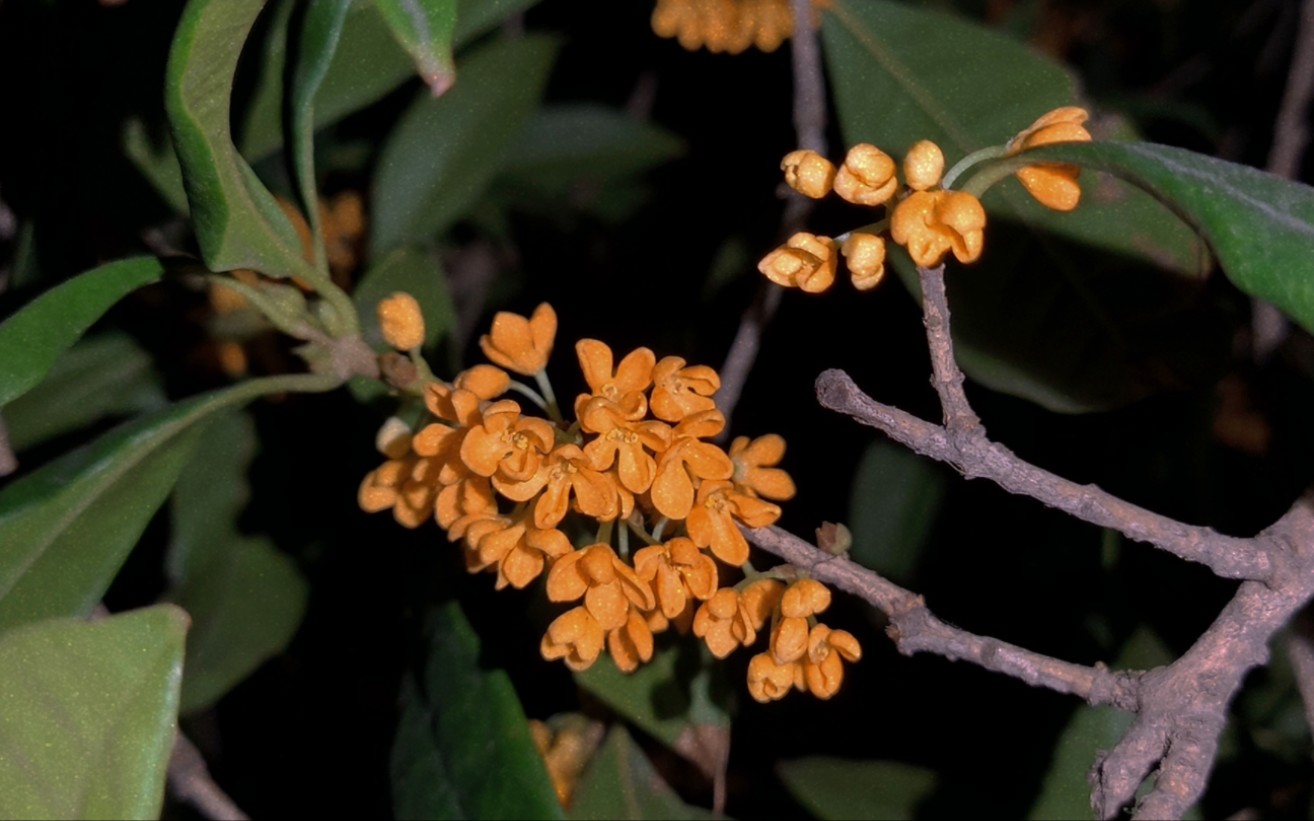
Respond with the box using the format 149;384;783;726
168;732;249;821
814;368;1273;581
744;525;1142;708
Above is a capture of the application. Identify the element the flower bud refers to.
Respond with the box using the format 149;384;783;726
903;139;944;191
833;144;898;206
841;232;886;291
378;292;425;350
781;149;836;198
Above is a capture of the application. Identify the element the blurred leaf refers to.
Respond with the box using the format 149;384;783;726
1027;140;1314;336
847;440;948;583
373;0;457;95
0;605;188;820
391;601;563;819
289;0;353;275
172;537;307;713
500;103;685;192
166;0;317;280
1028;628;1171;820
569;726;717;821
353;245;457;351
4;332;167;453
123;119;189;214
778;757;938;820
823;0;1222;413
241;0;542;161
0;374;333;633
0;257;163;411
370;34;558;254
575;642;729;776
165;411;307;713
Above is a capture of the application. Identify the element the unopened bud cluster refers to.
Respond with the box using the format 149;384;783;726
760;108;1093;293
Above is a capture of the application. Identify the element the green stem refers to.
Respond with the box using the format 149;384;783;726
942;145;1010;190
507;380;548;410
535;369;564;424
596;518;615;547
957;156;1031;200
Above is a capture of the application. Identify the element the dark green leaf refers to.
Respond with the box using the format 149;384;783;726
777;757;938;820
0;257;163;410
373;0;458;95
166;410;307;713
123;118;190;215
290;0;354;275
1028;629;1170;819
0;373;336;633
847;440;948;583
166;0;318;281
370;35;558;254
824;0;1222;412
574;641;729;775
4;332;166;453
569;727;717;821
391;601;563;819
0;605;188;820
172;537;307;714
241;0;543;161
1025;140;1314;335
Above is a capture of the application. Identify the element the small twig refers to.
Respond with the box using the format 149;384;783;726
815;369;1272;581
168;733;249;821
917;265;981;434
1253;0;1314;360
716;0;829;432
744;525;1142;707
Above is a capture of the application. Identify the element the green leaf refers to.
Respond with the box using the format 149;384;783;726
166;0;317;281
4;332;166;453
290;0;353;276
1025;140;1314;336
122;119;190;215
823;0;1223;412
0;257;163;411
240;0;543;162
500;103;685;192
569;727;717;821
0;605;188;820
373;0;458;95
777;757;939;820
370;34;558;254
166;410;307;713
574;641;729;776
390;601;564;820
847;440;948;583
173;537;307;714
0;373;336;634
1028;628;1170;819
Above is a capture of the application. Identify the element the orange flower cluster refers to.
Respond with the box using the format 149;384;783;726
650;0;829;54
759;108;1093;292
361;302;856;700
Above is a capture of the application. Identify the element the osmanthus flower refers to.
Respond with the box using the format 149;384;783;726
459;399;556;483
687;479;782;566
574;339;656;417
758;232;838;293
728;434;796;501
902;139;945;192
833;143;898;206
799;623;862;699
542;545;657;671
693;588;758;658
650;410;735;520
781;149;836;199
890;189;987;268
650;0;829;54
480;302;557;376
609;610;656;673
579;397;672;495
495;444;619;529
746;651;801;703
358;418;443;528
649;356;721;422
841;232;886;291
1006;107;1093;212
634;537;719;620
771;578;832;664
453;364;510;400
435;474;495;531
378;292;425;351
461;510;573;590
